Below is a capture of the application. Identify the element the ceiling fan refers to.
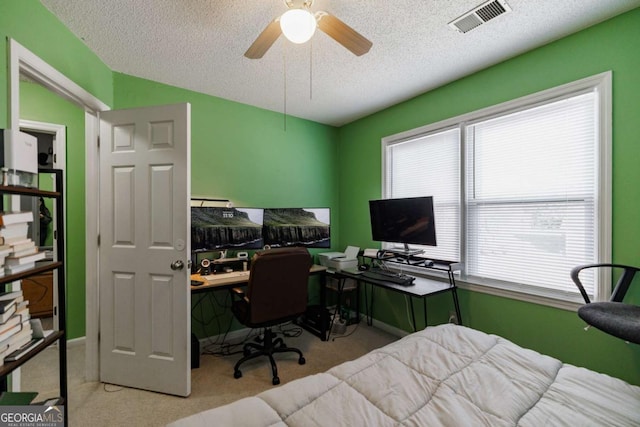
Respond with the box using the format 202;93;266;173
245;0;372;59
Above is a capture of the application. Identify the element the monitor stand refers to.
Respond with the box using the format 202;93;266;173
386;244;424;257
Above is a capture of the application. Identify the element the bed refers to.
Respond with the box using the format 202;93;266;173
169;324;640;426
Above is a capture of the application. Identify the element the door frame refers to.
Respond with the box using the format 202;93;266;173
9;38;109;381
19;120;66;172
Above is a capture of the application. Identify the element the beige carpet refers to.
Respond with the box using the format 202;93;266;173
21;324;398;426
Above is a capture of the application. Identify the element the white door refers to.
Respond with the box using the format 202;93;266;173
99;103;191;396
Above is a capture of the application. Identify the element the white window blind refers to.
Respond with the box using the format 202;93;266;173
386;128;460;261
382;73;610;304
465;92;597;295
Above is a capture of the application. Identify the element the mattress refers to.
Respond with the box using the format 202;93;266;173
168;324;640;426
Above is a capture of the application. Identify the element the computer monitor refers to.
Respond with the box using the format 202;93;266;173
369;196;436;253
263;208;330;248
191;207;264;252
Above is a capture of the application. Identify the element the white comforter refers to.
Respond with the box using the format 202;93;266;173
169;324;640;426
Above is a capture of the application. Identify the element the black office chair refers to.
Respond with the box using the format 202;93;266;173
571;263;640;344
231;247;312;385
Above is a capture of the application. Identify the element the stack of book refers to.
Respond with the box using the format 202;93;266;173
0;246;10;278
0;211;46;276
0;289;33;365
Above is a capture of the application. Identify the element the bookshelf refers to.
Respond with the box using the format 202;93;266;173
0;169;67;425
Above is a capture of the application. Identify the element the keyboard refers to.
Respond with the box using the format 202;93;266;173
361;268;415;286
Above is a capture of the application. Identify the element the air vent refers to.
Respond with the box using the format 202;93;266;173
449;0;512;33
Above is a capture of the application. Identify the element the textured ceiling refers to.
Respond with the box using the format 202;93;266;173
40;0;640;126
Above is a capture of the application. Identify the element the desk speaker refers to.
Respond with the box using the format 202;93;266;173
200;258;211;275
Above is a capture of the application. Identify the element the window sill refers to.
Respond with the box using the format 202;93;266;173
397;266;584;312
454;278;583;312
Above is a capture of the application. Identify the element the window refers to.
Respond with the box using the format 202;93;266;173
386;128;460;262
382;73;611;304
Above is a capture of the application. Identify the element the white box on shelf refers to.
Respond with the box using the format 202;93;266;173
4;129;37;174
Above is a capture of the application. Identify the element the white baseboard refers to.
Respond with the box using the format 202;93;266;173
196;327;253;349
367;318;410;338
67;336;86;348
73;317;409;355
195;318;409;351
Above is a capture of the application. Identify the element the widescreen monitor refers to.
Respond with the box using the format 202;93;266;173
263;208;330;248
191;207;264;252
369;196;436;249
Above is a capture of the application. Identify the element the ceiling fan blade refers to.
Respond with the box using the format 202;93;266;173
245;19;281;59
316;11;372;56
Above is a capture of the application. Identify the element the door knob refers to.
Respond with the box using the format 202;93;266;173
171;260;184;271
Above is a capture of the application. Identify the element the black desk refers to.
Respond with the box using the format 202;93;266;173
328;268;461;333
190;263;460;340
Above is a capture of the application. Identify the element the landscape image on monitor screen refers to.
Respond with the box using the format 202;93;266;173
263;208;330;248
191;207;264;251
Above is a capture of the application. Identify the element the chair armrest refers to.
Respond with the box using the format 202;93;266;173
571;263;640;304
230;287;245;297
229;287;250;304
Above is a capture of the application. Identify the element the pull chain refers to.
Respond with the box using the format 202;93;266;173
283;41;287;131
309;39;313;100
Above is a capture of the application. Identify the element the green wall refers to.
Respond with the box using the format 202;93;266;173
0;0;113;127
112;73;340;337
1;0;112;340
20;82;86;339
2;2;339;340
337;8;640;384
2;0;639;386
113;73;339;210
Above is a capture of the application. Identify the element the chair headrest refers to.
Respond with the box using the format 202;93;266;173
254;246;310;259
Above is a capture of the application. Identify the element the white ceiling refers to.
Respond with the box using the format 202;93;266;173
40;0;639;127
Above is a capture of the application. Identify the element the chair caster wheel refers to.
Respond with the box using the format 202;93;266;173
272;376;280;385
234;370;242;379
298;357;306;365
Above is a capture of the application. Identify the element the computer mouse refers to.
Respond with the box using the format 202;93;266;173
358;264;369;271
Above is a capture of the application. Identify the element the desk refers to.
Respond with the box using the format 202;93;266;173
191;270;250;292
328;269;461;333
191;264;460;340
191;264;327;292
191;265;328;339
189;265;328;366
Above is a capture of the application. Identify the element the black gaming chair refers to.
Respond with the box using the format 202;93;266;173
231;247;312;385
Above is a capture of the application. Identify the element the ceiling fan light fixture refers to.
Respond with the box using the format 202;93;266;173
280;9;317;44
